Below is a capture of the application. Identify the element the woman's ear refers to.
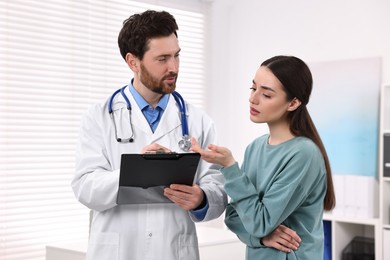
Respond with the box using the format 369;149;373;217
125;53;139;72
287;98;302;111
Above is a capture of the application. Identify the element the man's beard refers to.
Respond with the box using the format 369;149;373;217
140;62;178;94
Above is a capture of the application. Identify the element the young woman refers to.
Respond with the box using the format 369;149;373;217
191;55;335;259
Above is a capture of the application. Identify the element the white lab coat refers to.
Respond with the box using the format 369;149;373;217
71;86;227;260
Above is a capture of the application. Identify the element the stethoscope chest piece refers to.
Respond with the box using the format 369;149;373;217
178;134;191;152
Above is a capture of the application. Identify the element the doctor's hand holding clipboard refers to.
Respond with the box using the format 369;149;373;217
140;143;207;211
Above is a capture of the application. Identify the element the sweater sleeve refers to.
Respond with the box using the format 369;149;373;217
223;142;325;247
224;202;264;247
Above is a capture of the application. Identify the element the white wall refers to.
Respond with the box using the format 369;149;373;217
205;0;390;163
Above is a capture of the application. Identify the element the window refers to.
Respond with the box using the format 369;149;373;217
0;0;207;259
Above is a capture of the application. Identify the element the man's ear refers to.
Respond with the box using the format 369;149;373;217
287;98;302;111
125;53;139;72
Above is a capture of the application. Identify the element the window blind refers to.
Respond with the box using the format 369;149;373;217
0;0;207;259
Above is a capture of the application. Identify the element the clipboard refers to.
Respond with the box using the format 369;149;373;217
117;153;201;204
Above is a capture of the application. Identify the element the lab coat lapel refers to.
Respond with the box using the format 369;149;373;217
152;95;181;142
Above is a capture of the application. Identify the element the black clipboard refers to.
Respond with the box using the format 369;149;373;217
117;153;200;204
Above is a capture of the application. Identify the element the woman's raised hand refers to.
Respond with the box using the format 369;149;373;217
190;138;236;168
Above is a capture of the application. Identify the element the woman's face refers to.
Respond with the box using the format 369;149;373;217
249;66;292;125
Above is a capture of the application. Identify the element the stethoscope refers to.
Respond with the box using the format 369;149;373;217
108;85;192;152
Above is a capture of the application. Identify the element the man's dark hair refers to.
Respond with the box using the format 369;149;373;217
118;10;178;60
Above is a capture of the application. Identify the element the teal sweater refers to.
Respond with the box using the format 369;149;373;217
223;135;326;260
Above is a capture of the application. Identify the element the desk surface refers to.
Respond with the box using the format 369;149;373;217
46;226;241;254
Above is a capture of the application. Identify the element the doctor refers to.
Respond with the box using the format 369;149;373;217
71;10;227;260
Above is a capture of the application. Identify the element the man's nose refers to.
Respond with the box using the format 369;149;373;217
167;57;179;72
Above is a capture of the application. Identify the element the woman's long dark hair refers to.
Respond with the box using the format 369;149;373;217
262;55;335;211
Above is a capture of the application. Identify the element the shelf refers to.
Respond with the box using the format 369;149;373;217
381;85;390;260
323;213;379;226
384;85;390;130
323;84;389;260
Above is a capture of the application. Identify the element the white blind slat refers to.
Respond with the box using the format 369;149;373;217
0;0;206;259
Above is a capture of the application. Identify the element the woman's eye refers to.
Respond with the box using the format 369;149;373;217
263;94;271;98
249;87;256;91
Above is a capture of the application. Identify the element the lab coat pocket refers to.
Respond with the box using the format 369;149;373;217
179;234;199;260
86;232;119;260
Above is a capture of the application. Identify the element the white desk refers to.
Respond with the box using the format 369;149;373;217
46;226;246;260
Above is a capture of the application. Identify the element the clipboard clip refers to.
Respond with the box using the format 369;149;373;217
142;149;180;160
144;148;178;155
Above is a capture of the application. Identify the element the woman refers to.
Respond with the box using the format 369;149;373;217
191;55;335;259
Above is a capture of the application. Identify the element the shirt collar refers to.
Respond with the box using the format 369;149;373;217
128;80;169;111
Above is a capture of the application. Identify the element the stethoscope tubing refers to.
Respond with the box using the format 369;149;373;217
108;85;189;140
171;90;188;136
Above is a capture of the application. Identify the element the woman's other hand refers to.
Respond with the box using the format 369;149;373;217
261;225;301;253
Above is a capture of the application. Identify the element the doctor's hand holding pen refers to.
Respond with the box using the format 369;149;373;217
190;137;301;253
141;143;206;211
